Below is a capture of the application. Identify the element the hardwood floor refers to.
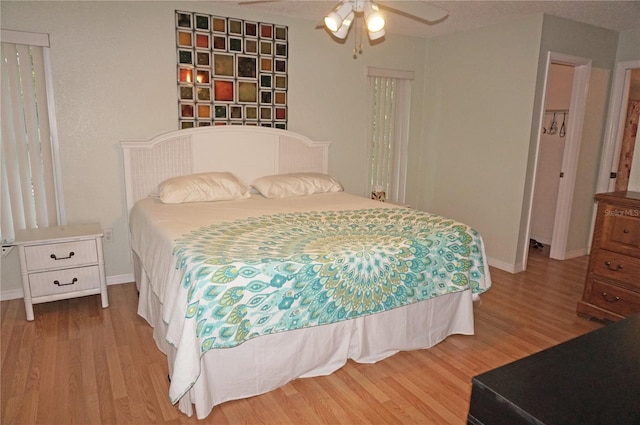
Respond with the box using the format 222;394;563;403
1;250;603;424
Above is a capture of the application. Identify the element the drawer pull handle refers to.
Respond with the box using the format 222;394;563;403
600;292;620;303
623;228;630;233
50;251;75;260
604;261;623;271
54;277;78;287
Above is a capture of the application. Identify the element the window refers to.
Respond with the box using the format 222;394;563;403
366;67;413;205
1;29;64;244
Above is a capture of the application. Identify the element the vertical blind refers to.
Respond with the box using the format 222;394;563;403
366;67;413;204
1;31;61;244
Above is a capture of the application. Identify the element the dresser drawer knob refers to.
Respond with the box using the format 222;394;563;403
604;261;623;271
623;228;630;233
50;251;75;260
54;277;78;287
600;292;620;303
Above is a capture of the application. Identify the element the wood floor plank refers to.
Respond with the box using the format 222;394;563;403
0;250;603;424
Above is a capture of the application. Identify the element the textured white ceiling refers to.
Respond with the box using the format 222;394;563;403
225;0;640;38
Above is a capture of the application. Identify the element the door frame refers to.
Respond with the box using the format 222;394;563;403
596;60;640;193
523;52;591;268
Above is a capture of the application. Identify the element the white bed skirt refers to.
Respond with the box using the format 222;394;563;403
134;254;475;419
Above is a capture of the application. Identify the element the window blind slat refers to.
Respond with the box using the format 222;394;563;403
31;44;57;226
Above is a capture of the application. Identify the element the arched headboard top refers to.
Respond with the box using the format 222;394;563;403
120;126;331;213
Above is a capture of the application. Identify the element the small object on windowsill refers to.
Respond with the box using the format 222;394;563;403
371;185;386;202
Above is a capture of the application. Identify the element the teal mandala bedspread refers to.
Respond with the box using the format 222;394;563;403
171;207;490;355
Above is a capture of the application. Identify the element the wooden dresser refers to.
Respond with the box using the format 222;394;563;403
577;191;640;322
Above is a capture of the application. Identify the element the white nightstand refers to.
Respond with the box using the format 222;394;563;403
14;223;109;321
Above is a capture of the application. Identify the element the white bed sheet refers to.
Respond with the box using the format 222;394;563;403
130;192;487;418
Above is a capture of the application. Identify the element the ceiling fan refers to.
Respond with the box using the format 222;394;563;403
238;1;449;41
324;0;448;40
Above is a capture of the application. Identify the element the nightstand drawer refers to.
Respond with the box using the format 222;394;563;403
24;239;98;271
587;279;640;317
29;265;101;297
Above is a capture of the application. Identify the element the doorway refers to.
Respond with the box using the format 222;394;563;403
597;60;640;193
529;63;574;254
523;52;592;269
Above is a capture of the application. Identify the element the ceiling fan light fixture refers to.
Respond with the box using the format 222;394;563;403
364;2;385;33
332;10;354;39
324;2;353;32
368;27;385;41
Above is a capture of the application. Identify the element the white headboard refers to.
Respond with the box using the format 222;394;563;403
120;126;331;213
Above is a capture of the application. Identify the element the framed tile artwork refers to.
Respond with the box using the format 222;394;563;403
176;10;288;129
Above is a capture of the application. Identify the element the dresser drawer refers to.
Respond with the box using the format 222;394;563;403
587;279;640;317
24;239;98;271
600;206;640;258
592;249;640;289
29;265;101;298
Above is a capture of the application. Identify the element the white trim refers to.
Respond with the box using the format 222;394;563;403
549;54;591;260
367;66;414;80
1;29;49;47
596;60;640;193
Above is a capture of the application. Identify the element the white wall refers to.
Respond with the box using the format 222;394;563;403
615;28;640;63
0;1;427;294
419;14;544;271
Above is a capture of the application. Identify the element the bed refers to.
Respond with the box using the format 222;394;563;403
120;126;492;419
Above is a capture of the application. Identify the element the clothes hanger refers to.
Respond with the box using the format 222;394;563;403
559;112;566;138
548;112;558;135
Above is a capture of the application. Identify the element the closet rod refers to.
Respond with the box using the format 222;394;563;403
545;108;569;113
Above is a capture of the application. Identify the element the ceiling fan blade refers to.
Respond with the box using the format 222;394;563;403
378;1;448;23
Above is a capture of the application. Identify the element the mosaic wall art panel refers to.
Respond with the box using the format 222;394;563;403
176;10;288;129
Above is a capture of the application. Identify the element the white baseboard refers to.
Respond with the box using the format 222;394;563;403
484;248;589;277
0;273;135;301
0;288;24;301
487;257;523;274
107;273;135;286
563;247;589;259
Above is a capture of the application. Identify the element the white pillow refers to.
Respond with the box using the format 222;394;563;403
158;172;251;204
252;173;343;198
